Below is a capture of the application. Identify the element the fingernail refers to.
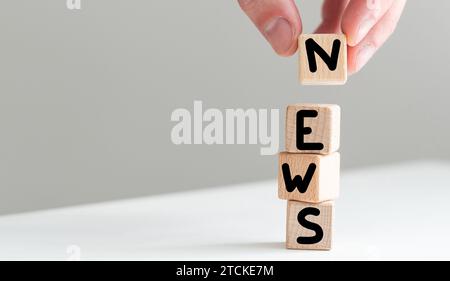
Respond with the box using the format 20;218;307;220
356;43;376;71
264;17;294;55
354;18;376;45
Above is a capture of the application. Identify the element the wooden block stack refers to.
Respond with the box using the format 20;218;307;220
278;34;346;250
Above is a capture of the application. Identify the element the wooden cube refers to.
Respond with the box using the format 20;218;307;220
299;34;347;85
285;104;340;155
286;200;334;250
278;152;340;203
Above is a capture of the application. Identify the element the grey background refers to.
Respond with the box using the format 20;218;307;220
0;1;448;215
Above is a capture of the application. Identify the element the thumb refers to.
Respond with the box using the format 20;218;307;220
238;0;302;56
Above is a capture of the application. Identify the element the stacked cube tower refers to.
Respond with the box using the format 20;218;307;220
278;34;346;250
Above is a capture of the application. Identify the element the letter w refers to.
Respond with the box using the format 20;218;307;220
282;163;316;193
305;38;341;73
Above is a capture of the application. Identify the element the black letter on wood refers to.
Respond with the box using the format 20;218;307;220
297;207;324;245
305;38;341;73
282;163;316;193
296;110;324;151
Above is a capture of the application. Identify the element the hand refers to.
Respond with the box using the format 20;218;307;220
238;0;407;74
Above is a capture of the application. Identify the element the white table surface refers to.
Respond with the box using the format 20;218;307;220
1;161;449;261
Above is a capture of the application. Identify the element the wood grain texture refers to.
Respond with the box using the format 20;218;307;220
299;34;347;85
285;104;340;154
278;152;340;203
286;200;334;250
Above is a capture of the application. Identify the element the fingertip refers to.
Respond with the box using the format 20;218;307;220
347;46;357;75
277;39;299;57
263;17;300;56
347;43;376;74
238;0;302;56
341;17;360;47
342;0;397;47
282;22;301;57
347;61;358;76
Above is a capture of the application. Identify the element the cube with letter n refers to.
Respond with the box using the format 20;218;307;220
299;34;347;85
